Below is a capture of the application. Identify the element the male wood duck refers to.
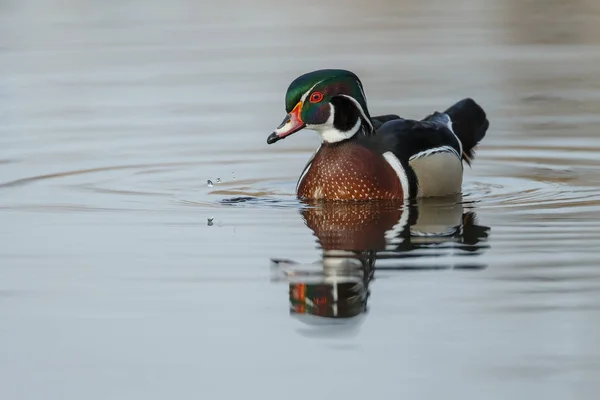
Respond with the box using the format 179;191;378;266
266;69;489;201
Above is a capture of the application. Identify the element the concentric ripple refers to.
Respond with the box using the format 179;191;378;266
463;177;600;214
1;154;599;216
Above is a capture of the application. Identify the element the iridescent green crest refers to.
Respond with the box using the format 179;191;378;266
284;69;372;121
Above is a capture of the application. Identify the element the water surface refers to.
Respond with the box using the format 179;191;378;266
2;0;600;399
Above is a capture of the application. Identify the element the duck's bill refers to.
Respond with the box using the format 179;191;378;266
267;102;305;144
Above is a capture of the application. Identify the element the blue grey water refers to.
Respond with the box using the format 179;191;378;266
2;0;600;399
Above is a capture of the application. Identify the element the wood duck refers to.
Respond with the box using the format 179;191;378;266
266;69;489;201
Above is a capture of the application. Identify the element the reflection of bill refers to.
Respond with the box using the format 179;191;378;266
273;249;375;320
290;277;368;319
272;251;375;338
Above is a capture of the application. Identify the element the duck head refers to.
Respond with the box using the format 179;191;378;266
267;69;374;144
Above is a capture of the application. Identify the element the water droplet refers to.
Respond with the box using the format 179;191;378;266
216;178;221;184
207;217;214;226
207;180;213;188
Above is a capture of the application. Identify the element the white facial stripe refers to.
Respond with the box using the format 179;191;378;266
308;104;361;143
300;82;372;131
300;80;325;103
338;94;373;131
382;151;410;199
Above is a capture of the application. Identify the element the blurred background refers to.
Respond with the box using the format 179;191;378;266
1;0;600;399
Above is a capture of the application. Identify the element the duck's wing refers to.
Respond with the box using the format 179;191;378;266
371;114;401;130
368;113;465;198
374;112;462;163
372;98;488;165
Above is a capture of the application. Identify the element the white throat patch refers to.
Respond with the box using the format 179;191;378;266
308;104;362;143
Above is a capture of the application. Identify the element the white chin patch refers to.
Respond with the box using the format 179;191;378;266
309;104;361;143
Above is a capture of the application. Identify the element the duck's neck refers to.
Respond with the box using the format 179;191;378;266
316;96;373;144
318;119;373;144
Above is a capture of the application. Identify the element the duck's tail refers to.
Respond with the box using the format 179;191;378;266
444;98;489;166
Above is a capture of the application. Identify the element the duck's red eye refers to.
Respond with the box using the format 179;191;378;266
309;91;323;103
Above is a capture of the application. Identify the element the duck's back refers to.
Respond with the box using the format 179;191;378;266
371;98;488;198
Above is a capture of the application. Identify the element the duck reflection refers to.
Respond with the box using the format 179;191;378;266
271;197;490;326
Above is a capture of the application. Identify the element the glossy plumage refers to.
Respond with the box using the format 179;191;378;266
267;70;489;201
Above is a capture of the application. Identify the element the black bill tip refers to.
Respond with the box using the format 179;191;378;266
267;132;280;144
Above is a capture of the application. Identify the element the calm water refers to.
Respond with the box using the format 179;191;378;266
2;0;600;398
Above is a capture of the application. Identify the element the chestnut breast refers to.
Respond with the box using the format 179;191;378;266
297;142;403;201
